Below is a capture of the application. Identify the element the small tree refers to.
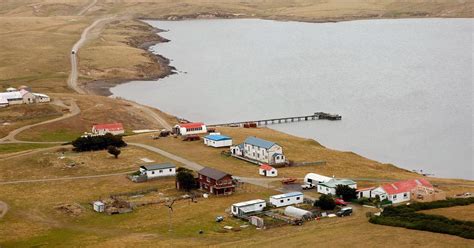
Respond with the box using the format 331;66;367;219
107;145;121;159
314;194;336;210
335;185;357;201
176;168;196;192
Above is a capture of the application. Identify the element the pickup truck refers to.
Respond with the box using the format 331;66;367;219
301;183;315;190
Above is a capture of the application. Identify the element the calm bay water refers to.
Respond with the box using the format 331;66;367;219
111;19;473;179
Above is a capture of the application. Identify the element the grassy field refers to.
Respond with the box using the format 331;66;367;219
0;143;57;155
0;147;473;247
420;204;474;222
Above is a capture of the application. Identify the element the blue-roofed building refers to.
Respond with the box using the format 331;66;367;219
203;134;233;147
230;136;286;165
269;192;304;207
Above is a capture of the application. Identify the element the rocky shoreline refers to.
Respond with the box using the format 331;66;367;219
83;23;176;97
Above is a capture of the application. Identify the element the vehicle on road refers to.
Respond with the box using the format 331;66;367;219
335;198;347;206
301;183;315;190
336;207;353;217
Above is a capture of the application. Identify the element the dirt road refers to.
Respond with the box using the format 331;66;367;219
78;0;97;16
68;16;115;94
0;99;80;143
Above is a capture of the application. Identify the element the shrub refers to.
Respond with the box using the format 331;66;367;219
72;133;127;152
314;194;336;210
176;167;197;192
336;185;357;201
369;198;474;239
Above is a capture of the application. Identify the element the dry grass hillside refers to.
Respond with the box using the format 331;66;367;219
16;94;176;142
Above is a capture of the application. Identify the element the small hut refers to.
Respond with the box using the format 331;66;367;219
284;206;313;220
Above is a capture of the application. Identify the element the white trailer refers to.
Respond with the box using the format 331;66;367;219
231;199;266;217
269;192;304;207
304;173;332;186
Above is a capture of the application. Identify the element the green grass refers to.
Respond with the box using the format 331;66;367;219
18;129;82;143
0;143;56;154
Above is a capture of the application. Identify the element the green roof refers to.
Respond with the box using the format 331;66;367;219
319;179;356;188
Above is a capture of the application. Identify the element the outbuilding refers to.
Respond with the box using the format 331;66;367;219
139;163;176;179
304;173;332;186
0;97;8;107
317;179;357;195
33;93;51;103
284;206;313;220
269;192;304;207
93;201;105;213
91;123;125;136
231;199;266;217
173;122;207;136
259;164;278;177
203;134;232;147
356;187;376;199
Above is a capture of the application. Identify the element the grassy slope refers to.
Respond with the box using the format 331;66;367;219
420;204;474;222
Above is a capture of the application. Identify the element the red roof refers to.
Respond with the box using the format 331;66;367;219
92;123;124;131
179;122;205;129
356;187;375;192
382;179;433;195
259;164;275;171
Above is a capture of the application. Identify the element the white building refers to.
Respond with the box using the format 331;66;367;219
203;134;232;147
304;173;332;186
269;192;304;208
33;93;51;103
231;136;286;165
284;206;313;220
231;199;266;217
356;187;376;199
139;163;176;179
0;97;8;108
317;179;357;195
369;179;435;204
259;164;278;177
91;123;125;136
173;122;207;136
93;201;105;213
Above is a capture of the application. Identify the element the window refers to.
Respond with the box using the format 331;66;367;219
393;195;397;199
403;193;408;198
280;200;284;203
259;204;262;207
287;199;290;201
199;175;202;179
152;171;155;174
206;177;210;183
169;169;173;172
159;170;163;173
296;197;300;200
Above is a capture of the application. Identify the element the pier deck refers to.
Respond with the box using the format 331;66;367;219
208;112;341;127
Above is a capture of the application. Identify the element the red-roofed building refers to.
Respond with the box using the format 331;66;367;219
258;164;278;177
92;123;125;136
371;179;439;204
173;122;207;136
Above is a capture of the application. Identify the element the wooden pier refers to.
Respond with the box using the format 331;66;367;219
208;112;341;127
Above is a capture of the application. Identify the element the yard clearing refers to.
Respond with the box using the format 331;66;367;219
420;204;474;222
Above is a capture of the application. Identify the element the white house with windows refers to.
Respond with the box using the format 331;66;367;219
369;179;435;204
203;134;232;147
231;199;266;217
304;173;332;186
269;192;304;207
139;163;176;179
33;93;51;103
317;178;357;195
173;122;207;136
230;136;286;165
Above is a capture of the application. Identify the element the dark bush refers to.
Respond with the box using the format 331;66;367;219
176;167;197;192
335;185;357;201
369;198;474;239
72;133;127;152
314;194;336;210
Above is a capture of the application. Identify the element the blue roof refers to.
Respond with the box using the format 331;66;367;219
271;191;303;199
204;135;231;141
244;136;276;149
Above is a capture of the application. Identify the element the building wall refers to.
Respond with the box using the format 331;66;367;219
36;96;50;103
179;125;207;135
204;138;232;147
198;174;234;194
231;202;266;216
22;93;35;104
389;192;410;204
230;145;243;156
92;128;125;136
317;185;336;195
270;195;304;207
259;168;278;177
8;99;23;105
141;167;176;179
